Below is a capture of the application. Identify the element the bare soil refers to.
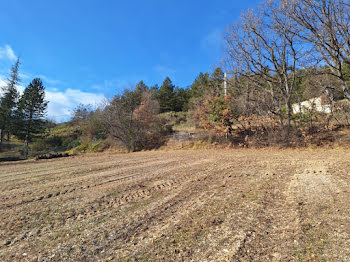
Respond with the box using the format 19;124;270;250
1;149;350;261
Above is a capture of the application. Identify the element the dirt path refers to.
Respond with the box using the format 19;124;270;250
1;149;350;261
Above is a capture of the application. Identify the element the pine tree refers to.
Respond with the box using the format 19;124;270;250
157;77;176;112
174;87;189;112
135;80;149;104
210;67;224;96
0;58;20;143
135;80;148;94
15;78;48;158
189;72;210;98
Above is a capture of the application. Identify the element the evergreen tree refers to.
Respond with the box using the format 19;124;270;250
15;78;48;157
187;72;211;110
149;84;159;98
0;58;20;143
174;87;189;112
189;72;210;98
210;67;224;96
135;80;149;104
135;80;148;94
157;77;176;112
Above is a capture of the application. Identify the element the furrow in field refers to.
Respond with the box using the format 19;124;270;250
0;156;211;209
0;156;215;250
2;150;350;261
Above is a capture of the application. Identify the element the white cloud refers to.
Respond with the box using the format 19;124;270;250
0;45;16;61
0;75;105;122
0;77;5;86
45;88;106;122
0;76;25;93
0;44;107;122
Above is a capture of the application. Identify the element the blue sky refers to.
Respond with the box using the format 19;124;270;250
0;0;261;121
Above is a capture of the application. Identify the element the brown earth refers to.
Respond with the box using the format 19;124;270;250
1;149;350;261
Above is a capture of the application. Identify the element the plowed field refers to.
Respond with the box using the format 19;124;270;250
1;149;350;261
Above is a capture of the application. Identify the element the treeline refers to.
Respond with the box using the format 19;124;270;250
104;68;226;115
76;0;350;150
216;0;350;145
0;58;48;157
5;0;350;156
70;67;227;152
196;0;350;146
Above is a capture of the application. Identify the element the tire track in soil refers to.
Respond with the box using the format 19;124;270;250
232;160;350;261
20;162;218;261
46;160;231;261
232;163;303;261
287;163;350;261
0;151;190;179
0;155;190;204
0;158;215;248
0;157;211;210
134;167;270;261
96;159;274;261
3;150;350;261
0;155;179;192
0;154;180;198
0;156;113;179
55;160;213;226
1;152;294;261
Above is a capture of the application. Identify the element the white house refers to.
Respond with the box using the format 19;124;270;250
292;96;331;114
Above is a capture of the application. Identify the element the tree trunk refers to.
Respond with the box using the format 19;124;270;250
285;101;292;138
24;135;29;159
279;113;284;129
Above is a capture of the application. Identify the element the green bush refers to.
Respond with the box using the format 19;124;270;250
68;139;81;149
90;141;109;152
72;143;89;153
46;136;63;147
31;139;47;153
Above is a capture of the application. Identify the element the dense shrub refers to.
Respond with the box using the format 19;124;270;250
46;136;63;147
103;90;170;151
67;139;81;149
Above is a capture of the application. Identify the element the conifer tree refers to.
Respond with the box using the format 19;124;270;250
15;78;48;157
157;77;176;112
174;87;189;112
189;72;210;99
210;67;224;96
135;80;149;104
0;58;20;143
135;80;148;94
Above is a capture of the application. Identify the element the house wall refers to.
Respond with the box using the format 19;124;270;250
292;97;331;114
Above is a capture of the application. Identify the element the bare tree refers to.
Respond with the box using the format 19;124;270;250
282;0;350;99
71;104;93;123
102;89;163;152
224;1;308;132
